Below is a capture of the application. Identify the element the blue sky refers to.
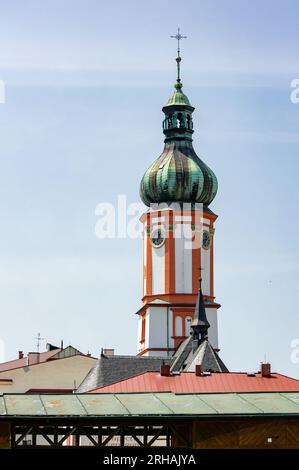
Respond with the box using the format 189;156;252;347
0;0;298;377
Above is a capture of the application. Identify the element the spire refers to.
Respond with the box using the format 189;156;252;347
170;278;227;373
170;27;187;90
191;278;210;350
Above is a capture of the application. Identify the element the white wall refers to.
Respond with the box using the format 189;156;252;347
174;225;192;293
201;244;211;296
152;244;165;295
0;355;96;393
147;306;168;349
175;315;183;336
141;350;170;357
206;308;218;350
143;230;147;295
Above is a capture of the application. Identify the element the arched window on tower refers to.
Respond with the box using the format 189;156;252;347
186;114;191;129
175;315;183;337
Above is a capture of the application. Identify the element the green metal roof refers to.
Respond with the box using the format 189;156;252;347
1;392;299;418
140;141;218;207
166;89;190;106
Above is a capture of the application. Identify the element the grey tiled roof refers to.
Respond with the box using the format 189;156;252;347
76;355;171;393
170;337;228;373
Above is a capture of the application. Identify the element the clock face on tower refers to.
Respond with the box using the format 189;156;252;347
151;228;165;248
202;230;211;250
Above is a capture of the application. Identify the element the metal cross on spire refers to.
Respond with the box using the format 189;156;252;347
170;28;187;87
171;27;187;55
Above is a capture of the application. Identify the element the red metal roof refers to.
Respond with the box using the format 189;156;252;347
89;371;299;394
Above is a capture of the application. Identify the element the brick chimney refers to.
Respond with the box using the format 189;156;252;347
27;352;40;365
160;364;171;376
261;362;271;377
18;351;24;359
195;365;202;376
103;348;114;357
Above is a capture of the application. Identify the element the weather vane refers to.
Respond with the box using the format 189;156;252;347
171;27;187;56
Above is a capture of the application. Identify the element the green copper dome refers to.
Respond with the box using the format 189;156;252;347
166;89;190;106
140;51;218;208
140;140;218;207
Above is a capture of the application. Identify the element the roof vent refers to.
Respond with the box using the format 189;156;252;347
18;351;24;359
202;371;211;376
247;372;256;377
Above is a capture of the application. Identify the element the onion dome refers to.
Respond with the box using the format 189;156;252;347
166;87;190;106
140;48;217;208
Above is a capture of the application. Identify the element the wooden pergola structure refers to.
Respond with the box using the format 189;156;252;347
0;392;299;449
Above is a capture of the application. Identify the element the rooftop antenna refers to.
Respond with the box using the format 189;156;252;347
35;332;45;353
170;27;187;87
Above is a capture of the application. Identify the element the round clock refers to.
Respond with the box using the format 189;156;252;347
151;228;165;248
202;230;211;250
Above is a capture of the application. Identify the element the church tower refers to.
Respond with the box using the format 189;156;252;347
137;33;219;357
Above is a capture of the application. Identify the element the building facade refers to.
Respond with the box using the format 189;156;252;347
0;345;96;393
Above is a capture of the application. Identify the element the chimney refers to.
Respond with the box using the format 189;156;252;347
261;362;271;377
103;348;114;357
195;364;202;376
160;364;171;376
60;340;64;350
27;352;40;365
18;351;24;359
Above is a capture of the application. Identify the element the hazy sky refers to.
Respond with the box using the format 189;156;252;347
0;0;298;377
